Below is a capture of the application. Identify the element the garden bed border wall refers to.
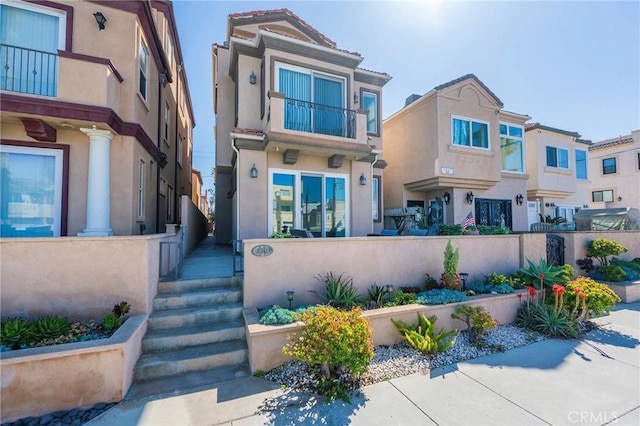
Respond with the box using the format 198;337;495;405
0;315;146;424
243;292;524;373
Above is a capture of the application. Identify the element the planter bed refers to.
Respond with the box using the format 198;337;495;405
0;315;146;424
602;280;640;303
243;291;524;373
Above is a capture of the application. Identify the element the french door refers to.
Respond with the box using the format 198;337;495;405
475;198;512;229
271;170;348;237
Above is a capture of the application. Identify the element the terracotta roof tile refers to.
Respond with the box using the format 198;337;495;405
232;128;264;137
434;74;503;107
229;9;337;48
588;136;634;151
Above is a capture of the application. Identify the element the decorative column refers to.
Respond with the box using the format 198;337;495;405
78;126;114;236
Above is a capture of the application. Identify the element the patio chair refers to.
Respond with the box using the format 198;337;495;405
379;228;400;236
408;228;428;236
290;228;314;238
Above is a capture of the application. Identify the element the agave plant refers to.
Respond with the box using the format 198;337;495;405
33;315;71;340
518;258;566;303
311;272;360;310
391;313;457;355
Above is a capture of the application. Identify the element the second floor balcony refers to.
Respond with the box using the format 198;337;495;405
283;98;356;139
1;44;57;97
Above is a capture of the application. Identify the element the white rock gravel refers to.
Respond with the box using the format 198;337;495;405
264;324;546;392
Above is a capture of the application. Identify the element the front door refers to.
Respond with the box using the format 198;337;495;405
475;198;512;229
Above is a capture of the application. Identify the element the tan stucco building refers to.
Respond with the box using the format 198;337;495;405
0;0;195;237
382;74;530;232
213;9;391;243
588;130;640;210
524;123;592;227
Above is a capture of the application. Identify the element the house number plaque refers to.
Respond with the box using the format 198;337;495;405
251;245;273;257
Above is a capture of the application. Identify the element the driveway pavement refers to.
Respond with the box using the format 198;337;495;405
88;301;639;426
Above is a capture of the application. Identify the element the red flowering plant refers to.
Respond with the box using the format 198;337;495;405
518;258;566;304
552;284;566;313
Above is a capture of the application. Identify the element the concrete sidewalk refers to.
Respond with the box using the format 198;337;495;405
88;302;640;426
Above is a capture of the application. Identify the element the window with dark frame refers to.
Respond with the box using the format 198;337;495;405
362;90;379;136
546;146;569;168
592;190;614;202
602;157;616;175
139;41;148;100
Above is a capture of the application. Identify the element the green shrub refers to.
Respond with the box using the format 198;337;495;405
441;239;461;290
477;225;511;235
311;272;359;309
439;224;463;235
33;315;71;340
391;313;457;354
564;276;621;317
558;264;575;281
388;291;417;306
451;306;497;344
0;317;34;349
587;238;628;266
283;306;373;379
599;265;627;282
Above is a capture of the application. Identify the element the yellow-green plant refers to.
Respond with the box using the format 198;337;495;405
391;313;457;354
587;238;628;266
441;239;461;290
284;306;373;379
564;276;621;318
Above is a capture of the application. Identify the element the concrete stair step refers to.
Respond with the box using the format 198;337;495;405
142;319;245;352
134;340;248;382
153;287;242;310
147;303;243;330
158;276;242;294
125;363;252;401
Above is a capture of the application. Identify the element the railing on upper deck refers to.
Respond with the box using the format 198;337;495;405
284;97;356;139
0;44;57;97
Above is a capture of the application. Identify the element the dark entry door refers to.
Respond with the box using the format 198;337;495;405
475;198;512;229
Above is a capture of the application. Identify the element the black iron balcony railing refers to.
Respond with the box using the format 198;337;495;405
284;98;356;139
0;44;57;97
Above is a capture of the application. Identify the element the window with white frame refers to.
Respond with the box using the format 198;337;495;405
500;123;524;172
592;190;614;203
139;41;148;100
452;116;489;149
362;90;379;135
546;146;569;169
576;149;588;179
138;160;145;219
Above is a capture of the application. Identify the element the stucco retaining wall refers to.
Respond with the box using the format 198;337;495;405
0;314;146;423
604;281;640;303
244;292;523;373
0;234;178;320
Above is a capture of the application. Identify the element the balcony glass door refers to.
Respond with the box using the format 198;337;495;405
313;76;343;136
0;3;61;96
279;68;311;132
270;170;349;237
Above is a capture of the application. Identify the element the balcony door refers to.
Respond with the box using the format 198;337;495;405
0;2;64;96
271;170;348;237
276;62;346;137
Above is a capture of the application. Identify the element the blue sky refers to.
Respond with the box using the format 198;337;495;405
173;0;640;192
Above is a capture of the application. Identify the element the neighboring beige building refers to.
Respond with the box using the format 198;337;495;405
191;168;208;217
588;130;640;210
524;123;591;228
0;0;195;237
212;9;391;243
382;74;530;232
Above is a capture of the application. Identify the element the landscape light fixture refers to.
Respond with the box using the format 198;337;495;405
360;173;366;185
459;273;469;291
466;191;474;204
287;291;295;309
249;71;256;84
443;191;451;205
93;12;107;31
249;164;258;178
515;193;524;206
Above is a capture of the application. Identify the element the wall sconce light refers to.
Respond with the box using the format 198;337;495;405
93;12;107;31
353;92;359;104
443;191;451;205
466;191;474;204
617;196;622;202
286;290;295;309
249;71;256;85
249;164;258;178
515;193;524;206
459;272;469;291
360;173;366;185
